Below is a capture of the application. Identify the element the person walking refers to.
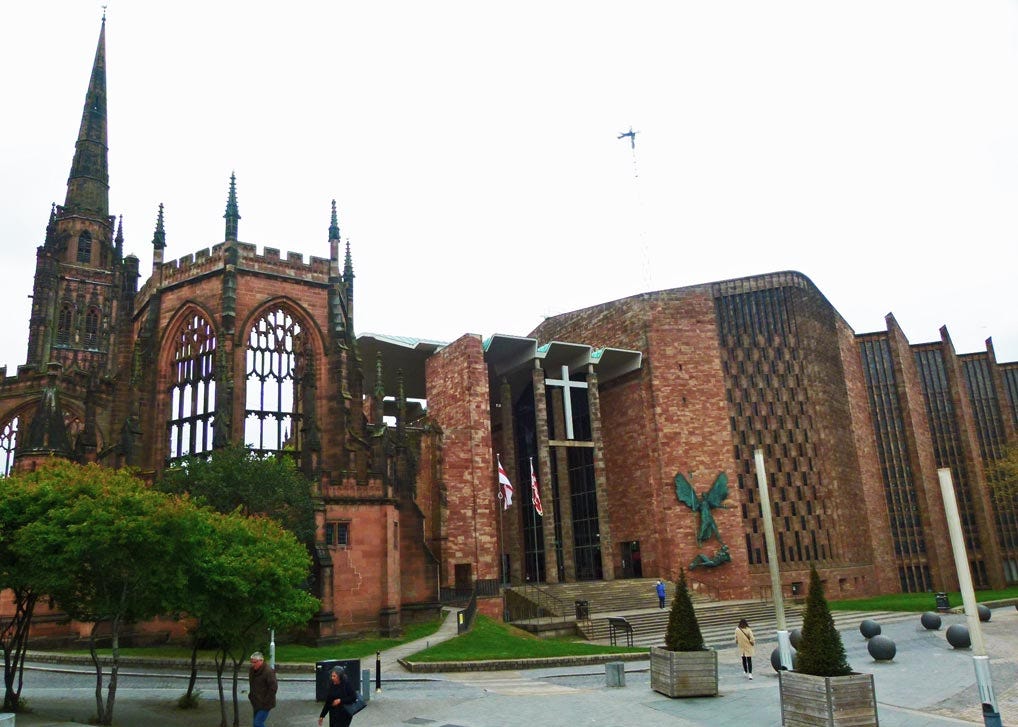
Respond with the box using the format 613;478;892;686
655;580;667;608
318;664;359;727
248;651;278;727
735;618;755;679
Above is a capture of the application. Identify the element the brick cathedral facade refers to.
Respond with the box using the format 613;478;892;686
3;21;1016;643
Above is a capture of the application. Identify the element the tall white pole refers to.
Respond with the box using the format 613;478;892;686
268;628;275;670
937;468;998;721
755;448;792;669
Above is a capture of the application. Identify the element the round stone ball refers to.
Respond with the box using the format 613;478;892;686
789;628;802;649
920;611;942;630
771;647;797;672
977;604;991;622
867;635;896;661
859;619;882;639
946;624;971;649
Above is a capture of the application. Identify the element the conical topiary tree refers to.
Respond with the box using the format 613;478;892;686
796;564;851;676
664;568;706;651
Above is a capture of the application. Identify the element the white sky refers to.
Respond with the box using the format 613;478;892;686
2;1;1016;373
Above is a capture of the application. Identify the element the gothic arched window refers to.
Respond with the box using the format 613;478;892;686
77;231;92;264
56;302;74;346
1;416;18;477
244;306;304;456
167;313;217;461
84;306;100;348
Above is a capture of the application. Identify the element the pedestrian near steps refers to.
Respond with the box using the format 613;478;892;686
655;580;666;608
735;618;755;679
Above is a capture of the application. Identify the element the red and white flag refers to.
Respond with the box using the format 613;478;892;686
497;455;513;510
530;457;543;517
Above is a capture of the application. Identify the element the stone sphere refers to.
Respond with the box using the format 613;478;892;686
789;628;803;649
770;647;797;672
920;611;942;630
946;624;971;649
977;604;991;622
859;619;882;639
867;635;896;661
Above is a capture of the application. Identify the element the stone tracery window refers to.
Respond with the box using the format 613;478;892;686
167;313;217;461
244;306;304;456
56;302;74;346
84;306;100;348
77;231;92;264
0;416;18;477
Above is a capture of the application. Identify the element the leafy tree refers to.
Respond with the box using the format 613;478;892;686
664;569;706;651
188;511;319;727
158;442;315;544
796;564;851;677
11;462;197;725
986;444;1018;507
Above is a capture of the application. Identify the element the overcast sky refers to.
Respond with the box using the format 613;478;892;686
2;1;1016;374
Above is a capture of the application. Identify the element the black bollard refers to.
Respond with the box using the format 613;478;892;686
375;650;382;692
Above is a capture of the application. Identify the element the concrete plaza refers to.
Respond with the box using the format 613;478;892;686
9;606;1018;726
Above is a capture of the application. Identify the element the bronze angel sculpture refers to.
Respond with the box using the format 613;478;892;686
674;471;729;546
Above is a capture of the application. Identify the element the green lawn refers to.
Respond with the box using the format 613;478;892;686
56;618;444;662
406;615;644;663
829;587;1018;613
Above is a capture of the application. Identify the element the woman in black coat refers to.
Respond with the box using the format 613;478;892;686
318;665;358;727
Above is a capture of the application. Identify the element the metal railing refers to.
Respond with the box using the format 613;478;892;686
504;582;570;624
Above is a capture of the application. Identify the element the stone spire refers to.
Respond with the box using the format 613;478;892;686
329;199;340;241
152;204;166;272
64;17;109;219
224;173;240;241
152;203;166;249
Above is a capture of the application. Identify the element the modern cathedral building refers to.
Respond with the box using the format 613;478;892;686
2;20;1016;641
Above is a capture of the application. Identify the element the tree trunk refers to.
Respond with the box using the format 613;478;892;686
185;631;200;700
231;659;241;727
1;589;37;712
89;624;105;724
215;649;228;727
101;617;121;725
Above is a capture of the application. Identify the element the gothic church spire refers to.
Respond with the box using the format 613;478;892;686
224;173;240;241
64;16;109;219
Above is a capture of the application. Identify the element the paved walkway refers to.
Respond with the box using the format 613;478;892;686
7;606;1018;726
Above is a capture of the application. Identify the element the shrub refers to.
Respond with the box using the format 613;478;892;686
796;565;851;676
664;569;706;651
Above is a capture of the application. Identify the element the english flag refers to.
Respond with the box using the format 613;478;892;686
497;455;513;510
530;457;543;516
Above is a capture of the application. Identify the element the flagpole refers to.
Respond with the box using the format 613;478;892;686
530;457;539;583
496;454;506;585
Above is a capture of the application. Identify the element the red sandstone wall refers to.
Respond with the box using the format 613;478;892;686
425;335;499;586
839;319;898;594
530;289;751;600
885;315;956;591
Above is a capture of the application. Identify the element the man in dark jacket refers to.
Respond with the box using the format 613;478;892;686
248;651;277;727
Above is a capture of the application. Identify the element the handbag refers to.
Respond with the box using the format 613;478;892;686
343;692;367;717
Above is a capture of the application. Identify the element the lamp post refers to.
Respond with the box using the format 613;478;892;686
268;628;275;670
937;468;999;726
754;448;792;669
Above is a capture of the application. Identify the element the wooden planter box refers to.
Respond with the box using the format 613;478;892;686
779;670;878;726
649;647;718;698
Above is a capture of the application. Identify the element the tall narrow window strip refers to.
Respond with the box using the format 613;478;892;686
84;306;100;348
167;313;217;461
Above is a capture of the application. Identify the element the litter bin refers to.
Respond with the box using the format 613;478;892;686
935;592;950;612
315;659;361;701
575;600;590;620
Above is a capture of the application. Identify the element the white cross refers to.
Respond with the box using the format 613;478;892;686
545;365;587;440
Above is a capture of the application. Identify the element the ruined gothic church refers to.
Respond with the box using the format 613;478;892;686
3;19;1017;643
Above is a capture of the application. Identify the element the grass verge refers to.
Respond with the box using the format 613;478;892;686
829;587;1018;613
406;615;645;663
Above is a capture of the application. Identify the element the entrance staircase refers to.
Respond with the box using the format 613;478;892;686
505;578;915;649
